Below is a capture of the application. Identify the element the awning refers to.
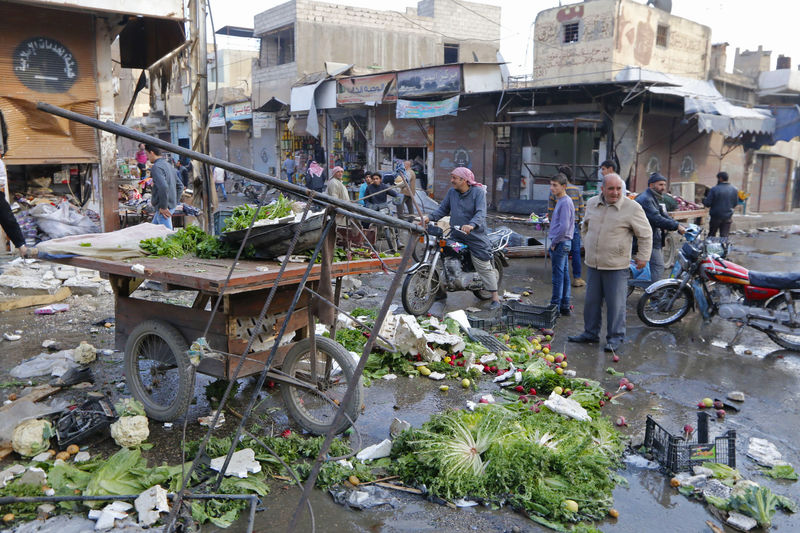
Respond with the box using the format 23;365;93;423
769;105;800;143
486;113;604;129
616;66;775;138
758;69;800;97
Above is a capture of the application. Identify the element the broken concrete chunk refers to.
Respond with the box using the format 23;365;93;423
543;392;591;422
727;391;746;402
0;464;26;487
32;451;53;462
444;309;471;331
134;485;170;527
210;448;262;478
427;372;446;380
727;511;758;531
389;418;411;438
62;277;105;297
356;439;393;461
747;437;787;467
381;374;397;380
3;333;21;341
693;465;715;477
131;264;146;275
42;340;59;350
19;467;47;487
73;451;91;462
479;353;498;364
198;410;225;429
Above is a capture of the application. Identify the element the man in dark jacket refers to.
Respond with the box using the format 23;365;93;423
703;171;739;237
636;173;686;281
146;145;183;229
364;173;398;208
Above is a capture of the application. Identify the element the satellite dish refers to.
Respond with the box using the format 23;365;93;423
647;0;672;13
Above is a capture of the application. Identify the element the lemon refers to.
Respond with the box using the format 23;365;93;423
542;347;550;354
419;366;431;376
553;386;563;395
440;385;449;391
555;367;564;375
461;378;471;388
563;500;578;513
444;356;451;364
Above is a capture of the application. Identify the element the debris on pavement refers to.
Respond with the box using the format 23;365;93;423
543;391;592;421
3;332;22;341
389;418;411;438
198;410;226;428
34;303;70;315
356;439;393;461
329;484;397;510
110;415;149;448
727;391;746;402
72;342;97;364
134;485;170;526
88;501;132;530
209;448;262;478
747;438;789;468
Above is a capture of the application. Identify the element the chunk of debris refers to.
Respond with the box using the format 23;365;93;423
702;479;731;500
198;411;225;429
41;339;59;350
381;374;397;380
0;464;26;487
3;333;21;341
543;392;591;422
726;511;758;531
210;448;262;478
19;467;47;487
389;418;411;438
130;264;146;275
134;485;169;526
727;391;745;402
73;451;91;462
747;437;788;467
356;439;393;461
427;372;446;380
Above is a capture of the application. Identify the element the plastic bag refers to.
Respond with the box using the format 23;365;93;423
630;260;651;281
30;201;100;239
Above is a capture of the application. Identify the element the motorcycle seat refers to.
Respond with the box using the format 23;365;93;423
748;270;800;290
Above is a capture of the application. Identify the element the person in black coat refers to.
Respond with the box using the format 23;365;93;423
703;171;739;238
0;155;30;257
635;173;686;281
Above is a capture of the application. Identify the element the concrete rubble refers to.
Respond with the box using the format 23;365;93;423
747;437;788;467
210;448;262;478
134;485;170;526
88;501;132;530
356;439;393;461
389;418;411;437
0;258;111;298
727;511;758;531
377;310;466;361
0;464;26;487
543;391;591;422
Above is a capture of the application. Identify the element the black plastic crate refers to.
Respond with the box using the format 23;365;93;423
467;312;509;332
503;301;559;329
644;412;736;473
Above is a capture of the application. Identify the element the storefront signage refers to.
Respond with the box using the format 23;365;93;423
396;95;460;119
397;65;460;97
209;106;225;127
13;37;78;93
225;101;252;120
337;73;396;104
253;112;276;130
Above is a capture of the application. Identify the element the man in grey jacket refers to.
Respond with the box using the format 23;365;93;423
568;173;652;352
146;144;183;229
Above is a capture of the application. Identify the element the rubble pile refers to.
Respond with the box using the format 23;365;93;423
0;257;111;301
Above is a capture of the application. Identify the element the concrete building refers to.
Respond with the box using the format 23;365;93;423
252;0;501;106
532;0;710;85
0;0;185;233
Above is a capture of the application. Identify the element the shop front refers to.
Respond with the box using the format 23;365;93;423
327;108;368;186
279;115;324;186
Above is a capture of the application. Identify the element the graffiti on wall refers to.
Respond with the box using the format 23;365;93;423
453;148;471;169
646;156;661;175
557;5;583;22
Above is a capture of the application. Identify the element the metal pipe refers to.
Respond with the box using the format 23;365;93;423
35;102;423;234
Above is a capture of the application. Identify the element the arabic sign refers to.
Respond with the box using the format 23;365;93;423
253;112;276;130
225;101;252;120
396;96;460;119
209;106;225;127
337;73;396;104
397;65;460;97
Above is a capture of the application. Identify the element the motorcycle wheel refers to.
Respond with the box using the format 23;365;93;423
765;293;800;351
401;265;441;316
637;285;693;327
473;257;504;300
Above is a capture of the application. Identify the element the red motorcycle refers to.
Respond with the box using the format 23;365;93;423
636;230;800;350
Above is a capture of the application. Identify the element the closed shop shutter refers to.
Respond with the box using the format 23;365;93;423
0;3;98;165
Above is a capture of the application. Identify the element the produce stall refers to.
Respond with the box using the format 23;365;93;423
45;252;401;432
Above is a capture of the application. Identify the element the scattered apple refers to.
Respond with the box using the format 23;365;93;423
612;354;620;363
439;385;449;391
553;386;563;395
702;397;714;408
615;416;627;427
461;378;471;388
716;409;726;418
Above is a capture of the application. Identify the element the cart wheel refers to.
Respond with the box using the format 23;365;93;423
124;319;195;421
280;336;363;435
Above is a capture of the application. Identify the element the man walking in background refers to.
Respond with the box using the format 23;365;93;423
213;165;227;201
703;171;739;238
568;173;652;352
146;144;183;230
636;173;686;281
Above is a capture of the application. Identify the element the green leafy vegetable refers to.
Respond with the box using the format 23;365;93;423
727;485;797;527
222;195;294;232
761;464;799;481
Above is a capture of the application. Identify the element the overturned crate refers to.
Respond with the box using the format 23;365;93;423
644;412;736;473
503;301;559;330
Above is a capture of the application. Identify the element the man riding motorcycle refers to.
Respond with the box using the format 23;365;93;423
421;167;501;308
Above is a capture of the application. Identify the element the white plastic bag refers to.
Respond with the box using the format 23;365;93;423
31;201;100;239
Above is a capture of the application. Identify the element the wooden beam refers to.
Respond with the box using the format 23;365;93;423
0;286;71;312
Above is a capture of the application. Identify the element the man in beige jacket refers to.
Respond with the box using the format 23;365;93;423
568;173;652;352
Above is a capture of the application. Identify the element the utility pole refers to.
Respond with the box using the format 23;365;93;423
188;0;212;230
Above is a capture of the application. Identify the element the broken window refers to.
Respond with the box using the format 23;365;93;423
444;43;459;64
261;25;295;67
563;22;579;44
656;24;669;47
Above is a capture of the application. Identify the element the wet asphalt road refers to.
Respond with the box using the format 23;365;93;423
1;228;799;533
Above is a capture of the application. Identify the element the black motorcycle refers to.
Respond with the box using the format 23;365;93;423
401;225;510;316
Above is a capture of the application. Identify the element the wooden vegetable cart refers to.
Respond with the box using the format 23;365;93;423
47;254;401;435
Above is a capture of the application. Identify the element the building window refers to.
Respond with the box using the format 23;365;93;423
563;22;579;44
656;24;669;47
444;43;459;64
261;25;295;67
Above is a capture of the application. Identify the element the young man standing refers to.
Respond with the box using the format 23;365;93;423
547;165;586;287
548;173;575;315
703;171;739;238
213;166;227;201
146;145;183;230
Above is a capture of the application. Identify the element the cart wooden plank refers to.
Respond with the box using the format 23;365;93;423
669;208;708;223
45;255;402;294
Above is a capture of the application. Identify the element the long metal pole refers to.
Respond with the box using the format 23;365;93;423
36;102;422;234
189;0;212;229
